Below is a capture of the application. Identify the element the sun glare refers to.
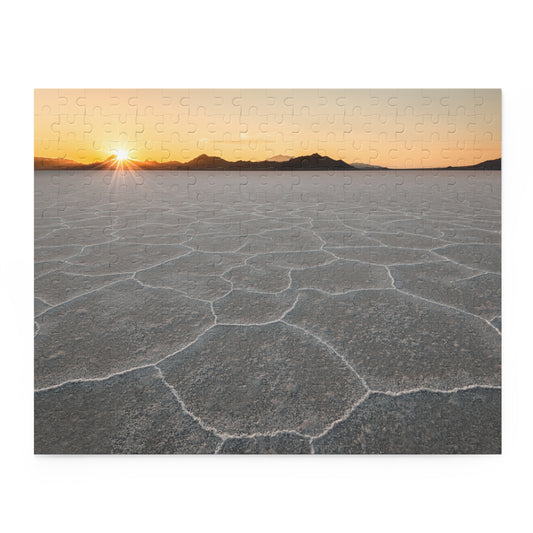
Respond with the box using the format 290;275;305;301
115;149;130;162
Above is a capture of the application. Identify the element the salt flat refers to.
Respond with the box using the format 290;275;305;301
34;170;501;454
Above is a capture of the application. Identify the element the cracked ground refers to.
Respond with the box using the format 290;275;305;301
34;170;501;454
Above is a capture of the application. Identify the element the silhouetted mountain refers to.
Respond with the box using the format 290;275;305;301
34;153;355;171
443;158;501;170
34;155;501;172
158;155;249;170
34;157;83;169
277;154;354;170
266;154;292;162
351;162;388;170
139;159;165;169
185;154;230;169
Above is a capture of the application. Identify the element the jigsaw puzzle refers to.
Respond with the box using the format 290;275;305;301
34;89;501;454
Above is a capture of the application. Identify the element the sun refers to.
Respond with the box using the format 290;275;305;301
115;149;130;162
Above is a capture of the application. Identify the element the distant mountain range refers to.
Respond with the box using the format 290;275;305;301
34;154;501;171
35;153;355;171
395;158;502;171
442;158;501;170
35;157;85;169
266;154;293;162
350;162;388;170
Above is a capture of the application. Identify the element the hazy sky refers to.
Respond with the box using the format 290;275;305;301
34;89;501;168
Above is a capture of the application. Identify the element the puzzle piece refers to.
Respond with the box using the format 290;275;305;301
34;89;501;455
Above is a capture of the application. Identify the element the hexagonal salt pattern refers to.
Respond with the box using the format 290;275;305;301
35;170;501;453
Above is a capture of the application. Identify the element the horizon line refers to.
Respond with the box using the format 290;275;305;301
34;153;502;172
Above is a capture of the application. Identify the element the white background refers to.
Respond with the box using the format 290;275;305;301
1;1;531;531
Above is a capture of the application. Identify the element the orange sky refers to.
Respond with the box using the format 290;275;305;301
34;89;501;169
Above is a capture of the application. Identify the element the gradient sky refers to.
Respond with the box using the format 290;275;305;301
34;89;501;168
